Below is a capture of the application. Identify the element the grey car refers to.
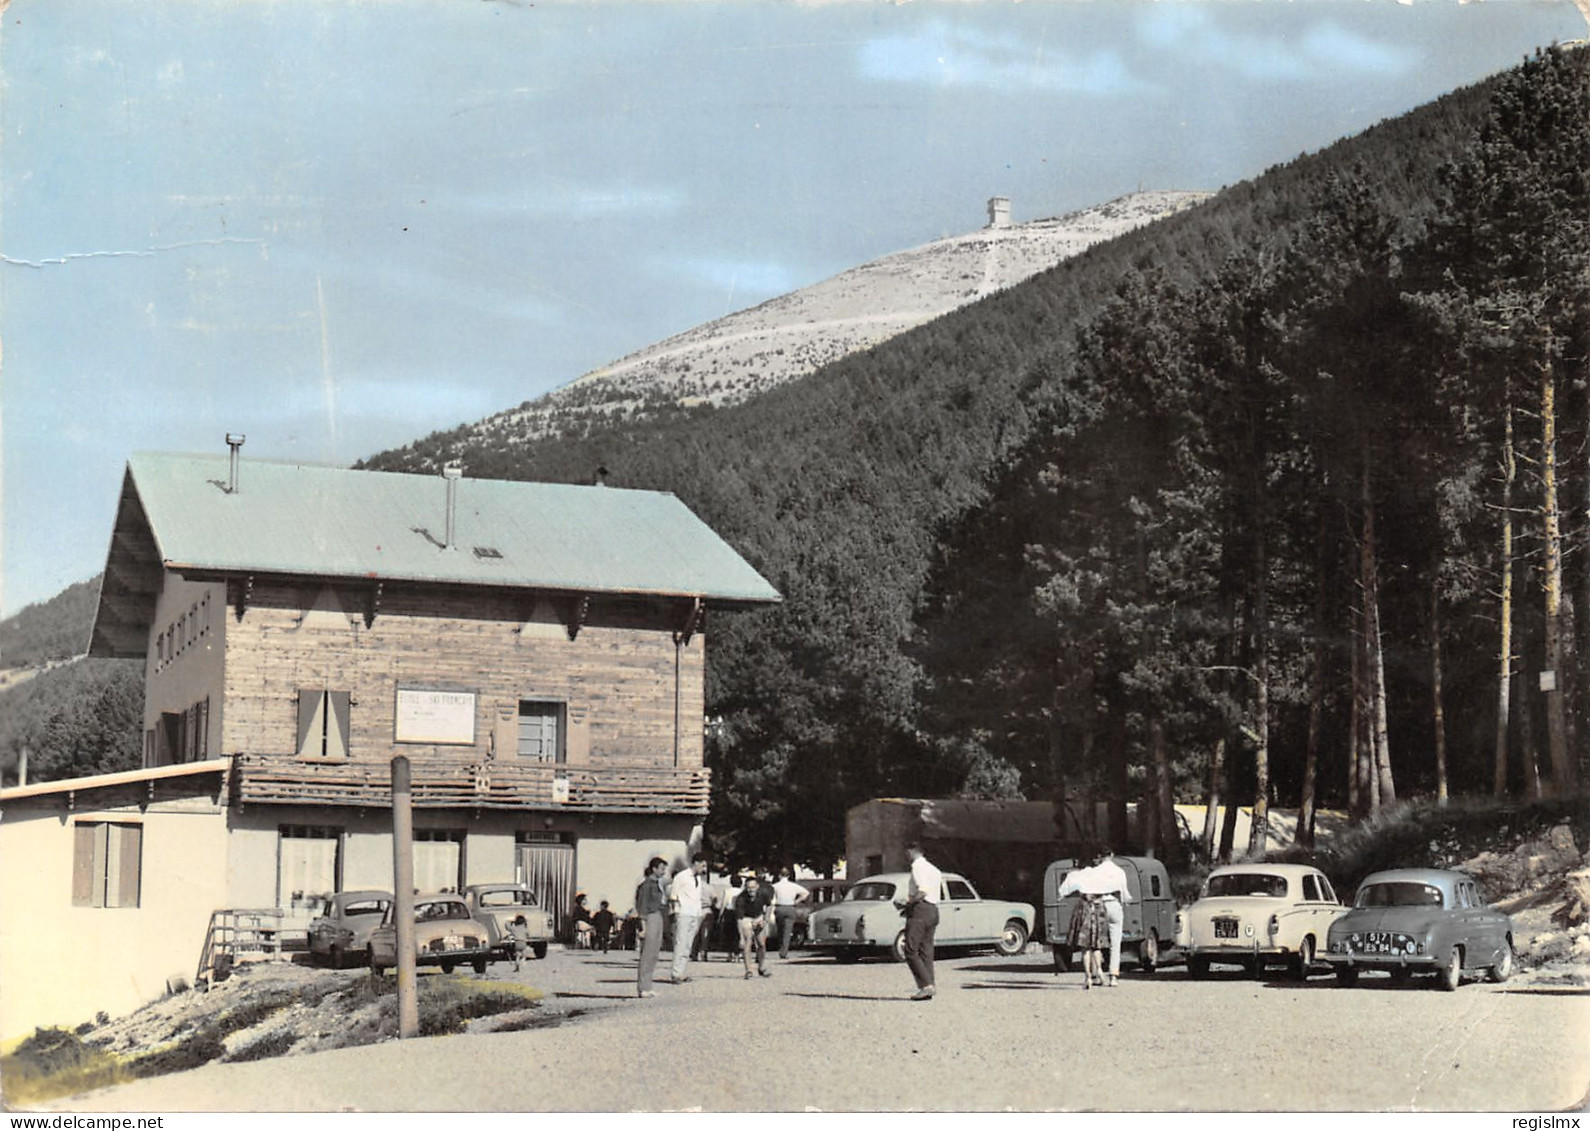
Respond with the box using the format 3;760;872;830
1322;868;1515;991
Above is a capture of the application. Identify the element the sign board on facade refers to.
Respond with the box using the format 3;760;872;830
552;777;570;804
1539;670;1557;692
395;688;477;745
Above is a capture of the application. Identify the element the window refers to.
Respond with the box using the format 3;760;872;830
1302;874;1322;902
945;878;976;902
279;825;341;916
1150;874;1163;898
72;821;142;908
297;690;351;759
516;701;564;763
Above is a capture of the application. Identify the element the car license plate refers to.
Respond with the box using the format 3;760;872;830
1357;931;1411;955
1214;919;1238;940
444;934;465;950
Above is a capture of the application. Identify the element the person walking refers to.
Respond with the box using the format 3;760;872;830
634;856;669;998
592;900;616;953
1095;850;1133;986
771;868;810;959
1055;846;1117;989
669;856;708;984
896;843;942;1000
734;873;775;979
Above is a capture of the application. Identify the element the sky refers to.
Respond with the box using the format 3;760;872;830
1;0;1586;619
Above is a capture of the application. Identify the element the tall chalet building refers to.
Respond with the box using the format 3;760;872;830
0;451;778;1035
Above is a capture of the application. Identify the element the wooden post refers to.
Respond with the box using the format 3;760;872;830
392;755;418;1039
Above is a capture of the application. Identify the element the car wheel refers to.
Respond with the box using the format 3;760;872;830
891;931;908;963
440;960;455;974
1187;955;1211;980
995;919;1029;957
1335;966;1359;987
472;957;488;975
1138;931;1160;973
1488;939;1514;984
1437;947;1463;992
1292;936;1315;981
532;942;548;960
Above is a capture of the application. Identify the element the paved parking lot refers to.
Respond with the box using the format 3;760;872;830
51;943;1590;1112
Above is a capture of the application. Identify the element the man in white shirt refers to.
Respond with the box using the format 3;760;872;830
1095;851;1133;984
896;843;943;1000
770;869;810;959
668;856;707;984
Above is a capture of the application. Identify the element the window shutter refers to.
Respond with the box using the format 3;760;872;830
493;704;517;760
115;825;143;908
297;691;322;757
564;706;590;766
328;691;351;759
72;823;98;907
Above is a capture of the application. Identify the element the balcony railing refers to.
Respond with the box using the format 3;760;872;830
229;753;710;815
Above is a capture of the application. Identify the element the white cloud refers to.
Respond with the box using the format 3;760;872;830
1135;7;1418;82
858;19;1149;96
448;184;686;220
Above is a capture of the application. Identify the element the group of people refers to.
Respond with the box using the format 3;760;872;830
628;858;814;997
614;841;1131;1002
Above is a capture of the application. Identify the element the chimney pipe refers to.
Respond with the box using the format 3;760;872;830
225;433;246;493
443;462;463;550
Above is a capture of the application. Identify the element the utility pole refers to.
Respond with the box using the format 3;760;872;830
392;756;418;1038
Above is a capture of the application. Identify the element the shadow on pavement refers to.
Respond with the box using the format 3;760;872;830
960;981;1064;992
782;991;913;1002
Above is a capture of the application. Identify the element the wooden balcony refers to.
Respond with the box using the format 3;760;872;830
229;753;710;816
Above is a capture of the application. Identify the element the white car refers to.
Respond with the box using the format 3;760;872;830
1180;863;1345;979
805;872;1034;962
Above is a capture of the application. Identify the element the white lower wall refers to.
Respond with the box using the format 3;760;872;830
0;801;229;1041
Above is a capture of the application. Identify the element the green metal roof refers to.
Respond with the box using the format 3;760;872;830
133;452;780;601
89;454;779;656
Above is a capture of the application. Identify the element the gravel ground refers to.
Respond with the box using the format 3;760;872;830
39;943;1590;1113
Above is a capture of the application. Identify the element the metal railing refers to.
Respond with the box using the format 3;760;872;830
195;907;301;987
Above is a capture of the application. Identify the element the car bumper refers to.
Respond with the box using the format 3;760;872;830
1321;952;1438;970
1188;943;1294;958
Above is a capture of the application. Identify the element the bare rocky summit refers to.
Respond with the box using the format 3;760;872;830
470;191;1211;444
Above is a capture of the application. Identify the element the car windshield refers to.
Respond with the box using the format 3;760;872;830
848;881;897;902
478;889;536;907
1356;882;1444;909
415;900;472;922
1206;873;1288;898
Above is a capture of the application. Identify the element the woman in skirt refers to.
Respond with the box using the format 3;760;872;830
1067;891;1110;990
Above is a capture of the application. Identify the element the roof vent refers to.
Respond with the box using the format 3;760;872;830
225;433;246;494
443;462;463;551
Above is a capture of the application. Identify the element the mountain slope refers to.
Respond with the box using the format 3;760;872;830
466;191;1208;443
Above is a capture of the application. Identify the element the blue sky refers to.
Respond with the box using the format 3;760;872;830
2;0;1585;618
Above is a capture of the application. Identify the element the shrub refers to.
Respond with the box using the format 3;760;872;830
1;1028;130;1106
226;1030;299;1063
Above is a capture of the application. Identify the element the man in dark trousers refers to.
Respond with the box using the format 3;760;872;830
734;873;775;979
635;856;669;998
896;842;942;1000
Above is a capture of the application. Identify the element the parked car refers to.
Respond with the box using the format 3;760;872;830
805;872;1035;962
463;882;555;963
788;878;853;948
307;890;393;968
1043;856;1177;972
1180;863;1344;979
1322;868;1514;991
368;892;492;975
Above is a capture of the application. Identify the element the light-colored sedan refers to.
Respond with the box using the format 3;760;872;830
463;882;555;963
307;889;393;968
805;872;1035;962
1180;863;1345;979
368;892;492;976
